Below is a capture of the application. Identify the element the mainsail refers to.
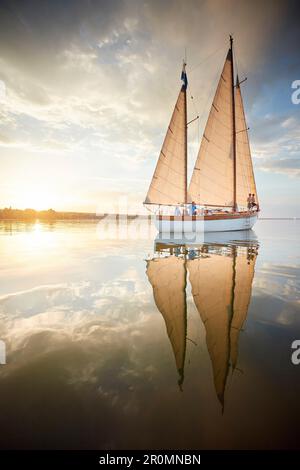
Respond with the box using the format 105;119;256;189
144;66;187;205
235;79;258;208
146;256;187;386
188;49;234;207
188;39;258;211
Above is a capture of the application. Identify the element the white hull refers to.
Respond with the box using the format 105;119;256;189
155;213;258;233
155;229;258;247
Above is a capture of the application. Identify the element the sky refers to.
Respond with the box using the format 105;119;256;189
0;0;299;217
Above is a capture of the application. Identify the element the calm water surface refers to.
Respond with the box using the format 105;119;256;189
0;219;299;449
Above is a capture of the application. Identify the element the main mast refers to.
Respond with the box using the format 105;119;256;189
229;35;237;212
182;62;188;205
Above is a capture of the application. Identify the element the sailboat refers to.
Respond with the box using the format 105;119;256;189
146;234;258;407
144;36;259;233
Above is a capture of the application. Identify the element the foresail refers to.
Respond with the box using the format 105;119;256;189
188;50;234;207
235;82;258;208
144;87;186;205
146;256;187;384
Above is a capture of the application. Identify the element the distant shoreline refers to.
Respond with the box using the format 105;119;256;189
0;216;153;221
0;208;298;222
0;208;152;221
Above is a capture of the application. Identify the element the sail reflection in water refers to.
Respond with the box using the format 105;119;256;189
146;233;258;410
146;254;187;388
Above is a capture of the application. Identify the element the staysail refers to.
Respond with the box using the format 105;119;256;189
235;78;258;208
144;67;187;205
188;49;234;207
146;255;187;386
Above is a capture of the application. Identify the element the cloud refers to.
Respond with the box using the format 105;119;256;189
251;113;300;176
0;275;151;347
258;158;300;176
0;0;290;129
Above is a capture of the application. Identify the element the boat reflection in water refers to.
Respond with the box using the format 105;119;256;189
146;230;259;411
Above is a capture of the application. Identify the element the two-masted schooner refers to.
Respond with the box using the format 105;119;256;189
144;36;259;233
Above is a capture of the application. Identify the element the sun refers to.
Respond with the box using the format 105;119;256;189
13;183;58;211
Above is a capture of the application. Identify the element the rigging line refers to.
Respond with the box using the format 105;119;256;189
184;68;199;169
233;45;239;80
186;68;199;116
233;42;246;81
196;54;226;130
186;79;200;150
188;46;227;133
189;44;226;73
188;85;199;116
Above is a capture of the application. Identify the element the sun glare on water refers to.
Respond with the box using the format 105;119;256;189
21;222;58;255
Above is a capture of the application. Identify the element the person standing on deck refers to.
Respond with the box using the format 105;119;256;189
251;194;257;210
190;201;197;216
175;205;181;216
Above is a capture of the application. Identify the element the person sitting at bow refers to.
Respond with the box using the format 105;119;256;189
251;194;257;210
247;193;252;210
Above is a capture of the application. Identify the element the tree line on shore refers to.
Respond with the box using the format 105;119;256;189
0;208;149;220
0;208;100;220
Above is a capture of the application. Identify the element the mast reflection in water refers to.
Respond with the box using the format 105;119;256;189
146;231;259;411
